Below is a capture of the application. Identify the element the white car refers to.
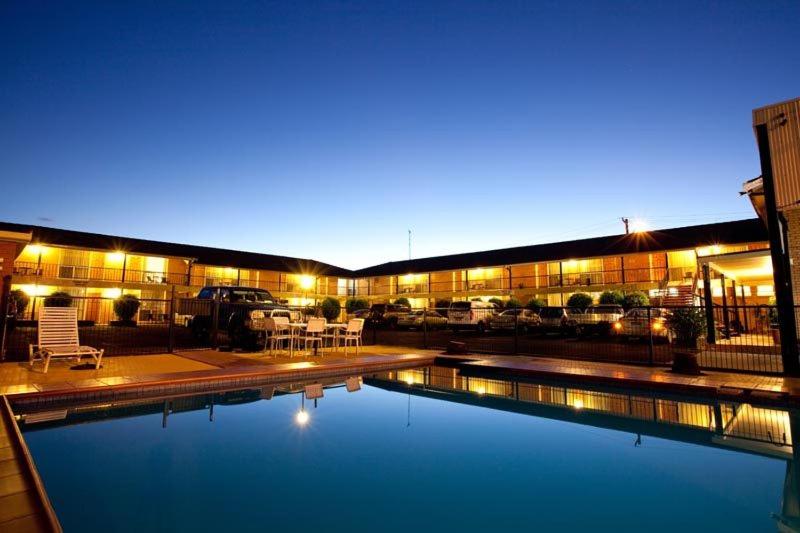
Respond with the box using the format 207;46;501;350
613;308;672;343
447;301;497;333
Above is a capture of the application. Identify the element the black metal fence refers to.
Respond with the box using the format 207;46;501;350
1;293;793;376
362;304;789;375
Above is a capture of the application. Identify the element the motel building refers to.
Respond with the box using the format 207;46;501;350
0;218;775;326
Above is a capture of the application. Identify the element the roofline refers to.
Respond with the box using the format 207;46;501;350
0;218;767;280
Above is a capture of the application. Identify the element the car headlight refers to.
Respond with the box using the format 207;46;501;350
652;322;664;331
613;322;623;331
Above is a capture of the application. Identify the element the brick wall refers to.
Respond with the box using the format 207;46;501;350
786;207;800;306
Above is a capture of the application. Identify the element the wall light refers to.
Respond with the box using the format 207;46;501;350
295;410;309;426
299;275;315;290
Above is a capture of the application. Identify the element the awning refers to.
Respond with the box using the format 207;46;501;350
698;249;773;282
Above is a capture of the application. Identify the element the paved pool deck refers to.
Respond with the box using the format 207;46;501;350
1;346;800;408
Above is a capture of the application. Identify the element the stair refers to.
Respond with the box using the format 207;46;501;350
651;284;696;307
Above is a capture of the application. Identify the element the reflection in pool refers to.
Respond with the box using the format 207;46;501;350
16;367;800;532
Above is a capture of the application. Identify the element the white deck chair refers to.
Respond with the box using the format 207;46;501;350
264;317;293;355
30;307;104;373
298;317;326;356
342;318;365;356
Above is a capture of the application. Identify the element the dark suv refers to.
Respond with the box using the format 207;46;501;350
367;303;411;328
181;286;292;348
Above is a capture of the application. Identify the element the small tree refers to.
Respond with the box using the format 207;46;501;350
321;297;342;321
598;290;624;306
434;299;451;311
345;298;369;314
8;289;29;316
666;307;706;346
113;294;141;322
567;292;593;310
394;297;411;308
488;297;505;309
505;297;522;309
525;297;547;311
44;291;72;307
623;291;650;309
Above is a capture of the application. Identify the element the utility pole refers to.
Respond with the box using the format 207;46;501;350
621;217;630;234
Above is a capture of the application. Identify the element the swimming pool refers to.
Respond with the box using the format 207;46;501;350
17;367;797;532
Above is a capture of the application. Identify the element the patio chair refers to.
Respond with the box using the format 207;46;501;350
29;307;104;373
263;317;293;355
298;317;326;356
342;318;365;356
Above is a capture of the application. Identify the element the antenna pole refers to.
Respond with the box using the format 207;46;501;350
621;217;630;234
408;229;411;260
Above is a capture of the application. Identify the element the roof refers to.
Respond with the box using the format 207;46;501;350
352;218;768;277
0;218;768;279
0;221;352;277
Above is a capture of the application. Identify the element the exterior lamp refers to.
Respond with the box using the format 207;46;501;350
573;398;584;410
295;409;309;426
299;275;315;291
629;219;650;233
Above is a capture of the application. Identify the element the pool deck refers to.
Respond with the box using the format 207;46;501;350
2;346;800;408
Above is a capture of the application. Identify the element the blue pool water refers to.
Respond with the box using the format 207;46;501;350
21;374;790;532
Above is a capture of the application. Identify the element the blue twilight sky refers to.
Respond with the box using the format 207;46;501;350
1;1;799;270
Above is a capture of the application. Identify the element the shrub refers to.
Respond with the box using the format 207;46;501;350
8;289;29;316
113;294;141;322
345;298;369;314
44;291;72;307
525;297;547;311
623;291;650;309
505;297;522;309
471;297;482;302
666;307;706;346
321;297;342;321
598;290;624;306
434;299;451;311
394;297;411;308
566;292;593;310
488;297;505;309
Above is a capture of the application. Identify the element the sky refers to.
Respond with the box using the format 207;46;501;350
1;1;799;269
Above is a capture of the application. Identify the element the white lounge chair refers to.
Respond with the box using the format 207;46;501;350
29;307;104;373
342;318;365;356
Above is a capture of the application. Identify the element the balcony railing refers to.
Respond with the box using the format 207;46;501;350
13;261;187;286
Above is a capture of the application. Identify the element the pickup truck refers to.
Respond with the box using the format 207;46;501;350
179;286;295;348
566;305;624;337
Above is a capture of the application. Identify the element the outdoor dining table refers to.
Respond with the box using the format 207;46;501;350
286;322;347;356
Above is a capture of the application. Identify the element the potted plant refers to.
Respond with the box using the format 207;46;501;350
505;297;522;309
622;291;649;310
321;297;342;322
488;297;505;309
6;289;29;331
566;292;593;310
44;291;73;307
599;290;624;306
112;294;141;326
345;298;369;315
394;297;411;308
768;297;780;345
667;307;706;374
525;297;547;313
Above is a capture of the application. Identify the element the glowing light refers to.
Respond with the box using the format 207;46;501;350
299;275;315;290
476;386;486;395
629;219;649;233
17;284;51;297
613;322;623;331
102;288;122;298
565;259;578;268
106;251;125;263
652;322;664;331
573;399;584;410
405;377;414;385
295;410;309;426
26;244;42;256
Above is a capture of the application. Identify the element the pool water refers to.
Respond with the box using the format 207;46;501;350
20;373;791;532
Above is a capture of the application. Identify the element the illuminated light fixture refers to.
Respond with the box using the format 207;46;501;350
295;410;310;426
299;275;315;290
613;322;623;331
629;218;649;233
18;284;50;297
651;322;664;331
102;288;122;299
27;244;42;255
476;386;486;395
565;259;578;267
404;377;414;385
573;398;584;410
106;251;125;263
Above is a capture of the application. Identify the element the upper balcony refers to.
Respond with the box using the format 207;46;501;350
12;261;187;286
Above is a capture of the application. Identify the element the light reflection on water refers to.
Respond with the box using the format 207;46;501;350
17;367;800;532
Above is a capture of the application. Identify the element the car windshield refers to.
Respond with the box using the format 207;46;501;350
539;308;563;318
230;290;274;303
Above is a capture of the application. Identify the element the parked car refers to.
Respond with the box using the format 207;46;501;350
488;308;541;332
367;303;411;328
613;307;672;343
447;300;497;333
536;306;584;336
179;286;294;348
570;305;625;336
397;310;447;330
